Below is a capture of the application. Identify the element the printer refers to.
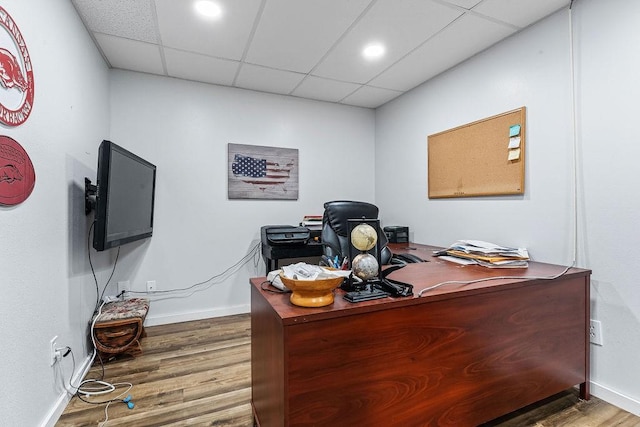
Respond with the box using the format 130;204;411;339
261;225;310;246
260;225;320;274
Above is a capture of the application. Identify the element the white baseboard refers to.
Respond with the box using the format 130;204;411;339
41;353;94;427
144;304;250;327
591;381;640;417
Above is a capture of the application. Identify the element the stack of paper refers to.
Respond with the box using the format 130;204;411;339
300;215;322;230
282;263;350;280
435;240;529;268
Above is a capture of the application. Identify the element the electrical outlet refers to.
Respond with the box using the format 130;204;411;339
50;336;60;366
146;280;156;293
590;319;603;346
117;280;130;295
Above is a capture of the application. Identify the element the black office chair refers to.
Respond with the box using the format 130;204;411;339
321;200;392;265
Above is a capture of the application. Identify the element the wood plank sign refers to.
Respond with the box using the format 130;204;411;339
228;143;299;200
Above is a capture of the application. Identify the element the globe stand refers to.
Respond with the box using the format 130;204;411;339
342;219;389;303
343;278;389;302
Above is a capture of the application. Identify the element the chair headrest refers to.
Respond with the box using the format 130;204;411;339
323;200;379;237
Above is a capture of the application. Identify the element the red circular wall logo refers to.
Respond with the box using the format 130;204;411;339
0;7;34;127
0;135;35;206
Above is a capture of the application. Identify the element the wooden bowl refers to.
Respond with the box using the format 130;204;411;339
279;274;345;307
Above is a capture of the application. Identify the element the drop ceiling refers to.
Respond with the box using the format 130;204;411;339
71;0;571;109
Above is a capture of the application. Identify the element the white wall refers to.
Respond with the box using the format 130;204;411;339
375;0;640;415
574;0;640;413
0;1;110;426
375;10;575;262
106;71;376;325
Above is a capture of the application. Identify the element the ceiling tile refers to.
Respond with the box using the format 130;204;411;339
235;64;306;95
292;76;362;103
439;0;483;9
370;14;515;91
340;85;402;108
72;0;571;109
95;33;164;75
312;0;463;84
154;0;262;60
245;0;372;73
164;48;239;86
472;0;569;28
71;0;158;43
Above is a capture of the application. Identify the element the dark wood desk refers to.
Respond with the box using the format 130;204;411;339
250;243;590;426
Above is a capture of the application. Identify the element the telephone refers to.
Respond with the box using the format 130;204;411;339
391;252;426;264
341;265;413;298
378;264;413;297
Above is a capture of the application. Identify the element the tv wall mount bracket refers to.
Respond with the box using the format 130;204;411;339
85;177;97;215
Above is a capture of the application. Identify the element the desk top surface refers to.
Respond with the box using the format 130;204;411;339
250;243;591;324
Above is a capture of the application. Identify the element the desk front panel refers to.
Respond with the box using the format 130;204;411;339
251;245;590;426
281;276;587;426
251;283;287;426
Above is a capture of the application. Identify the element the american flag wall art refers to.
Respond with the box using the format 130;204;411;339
228;143;299;200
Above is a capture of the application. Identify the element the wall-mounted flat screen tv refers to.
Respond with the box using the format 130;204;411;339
93;140;156;251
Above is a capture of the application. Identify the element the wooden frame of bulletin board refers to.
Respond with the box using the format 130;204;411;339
427;107;526;198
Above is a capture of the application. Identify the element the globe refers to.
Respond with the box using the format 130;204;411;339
351;223;378;252
352;253;379;281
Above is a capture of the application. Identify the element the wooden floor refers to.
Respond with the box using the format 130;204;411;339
58;313;640;427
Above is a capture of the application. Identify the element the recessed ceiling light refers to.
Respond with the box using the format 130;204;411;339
194;1;222;18
362;43;385;60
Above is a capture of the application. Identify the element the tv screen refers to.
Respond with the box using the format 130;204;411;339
93;140;156;251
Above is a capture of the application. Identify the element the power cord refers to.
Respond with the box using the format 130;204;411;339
97;390;134;427
57;344;130;400
568;0;579;266
78;226;261;422
417;264;573;296
125;241;261;300
87;220;121;313
55;299;135;426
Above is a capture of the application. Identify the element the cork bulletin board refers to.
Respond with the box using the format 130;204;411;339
427;107;526;198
